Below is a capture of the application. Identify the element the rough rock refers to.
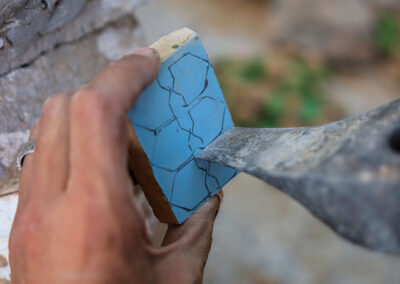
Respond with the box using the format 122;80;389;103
0;1;148;194
267;0;400;65
0;0;149;76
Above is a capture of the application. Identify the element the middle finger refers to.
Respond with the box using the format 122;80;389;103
31;93;72;199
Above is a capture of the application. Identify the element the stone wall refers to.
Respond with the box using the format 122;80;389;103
0;0;157;281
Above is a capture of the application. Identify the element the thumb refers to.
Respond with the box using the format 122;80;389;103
152;192;223;283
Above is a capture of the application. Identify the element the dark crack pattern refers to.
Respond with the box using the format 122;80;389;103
129;41;237;222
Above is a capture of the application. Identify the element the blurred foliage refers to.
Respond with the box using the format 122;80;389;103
259;60;328;127
216;57;267;85
374;11;400;57
216;57;331;128
238;58;268;83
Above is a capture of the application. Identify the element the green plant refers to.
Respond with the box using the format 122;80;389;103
215;57;330;128
259;59;328;127
375;11;400;57
238;57;267;83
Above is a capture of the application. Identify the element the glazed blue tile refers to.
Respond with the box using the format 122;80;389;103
128;33;238;223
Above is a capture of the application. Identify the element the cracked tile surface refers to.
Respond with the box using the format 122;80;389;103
129;35;237;222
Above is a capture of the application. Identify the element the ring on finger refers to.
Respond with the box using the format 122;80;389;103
16;141;36;171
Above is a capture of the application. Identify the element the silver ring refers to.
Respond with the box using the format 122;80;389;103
16;141;36;171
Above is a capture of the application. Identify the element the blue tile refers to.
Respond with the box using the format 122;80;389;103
128;33;237;223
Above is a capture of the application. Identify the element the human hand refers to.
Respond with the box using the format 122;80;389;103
9;48;222;284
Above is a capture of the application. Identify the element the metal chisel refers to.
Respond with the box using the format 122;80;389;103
196;98;400;256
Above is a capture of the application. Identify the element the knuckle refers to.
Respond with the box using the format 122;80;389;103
41;94;63;119
71;89;110;120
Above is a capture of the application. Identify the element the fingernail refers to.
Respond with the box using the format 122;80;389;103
214;191;224;216
216;190;224;205
133;47;158;57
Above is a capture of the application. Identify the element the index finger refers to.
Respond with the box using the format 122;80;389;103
69;48;160;187
90;48;160;112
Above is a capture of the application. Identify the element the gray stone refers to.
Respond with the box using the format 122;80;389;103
0;1;151;197
45;0;87;33
0;0;148;76
0;0;150;192
0;15;144;192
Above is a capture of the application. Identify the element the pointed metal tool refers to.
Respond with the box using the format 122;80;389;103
197;99;400;255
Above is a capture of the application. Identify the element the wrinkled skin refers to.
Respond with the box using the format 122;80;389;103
9;48;222;284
